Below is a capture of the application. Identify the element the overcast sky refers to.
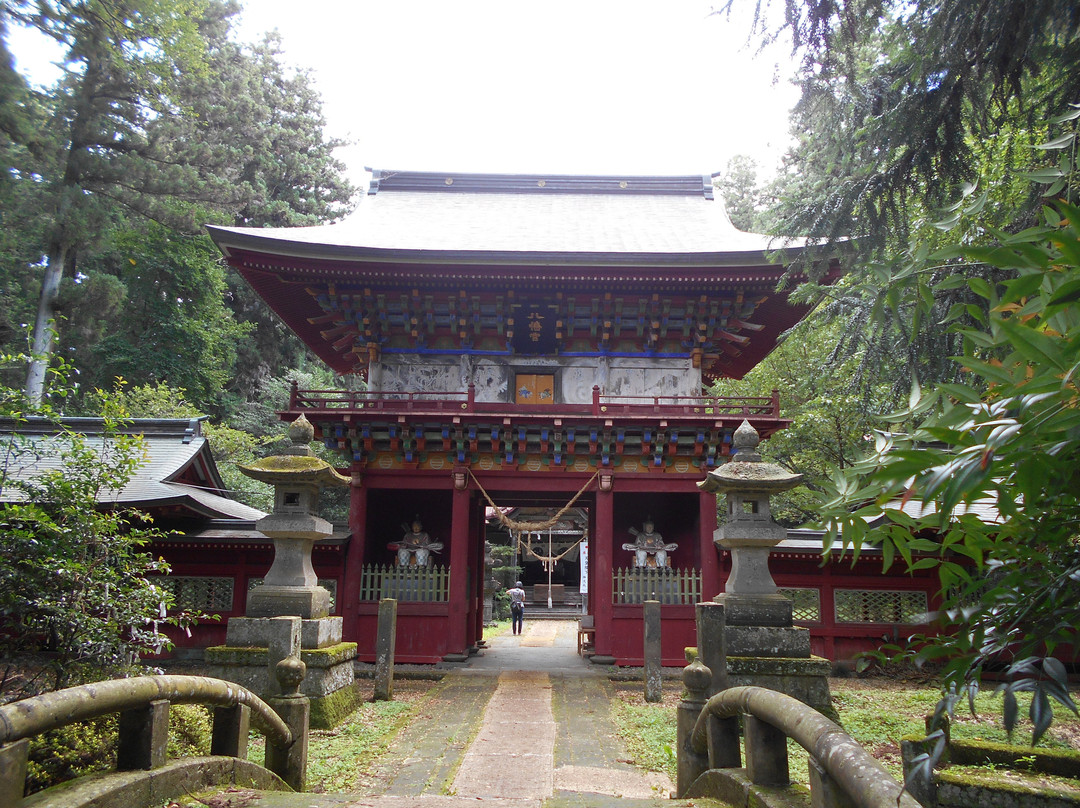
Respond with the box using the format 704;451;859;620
10;1;801;188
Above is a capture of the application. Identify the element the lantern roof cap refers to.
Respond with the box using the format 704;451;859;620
698;420;804;494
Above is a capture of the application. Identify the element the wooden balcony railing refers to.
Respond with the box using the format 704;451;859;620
289;382;780;420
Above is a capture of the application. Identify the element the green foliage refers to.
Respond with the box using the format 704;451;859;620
68;223;251;412
22;702;212;795
0;366;200;697
712;317;886;524
743;0;1080;249
714;155;774;231
2;1;355;407
166;703;213;759
818;182;1080;747
25;715;115;794
721;0;1080;415
610;697;677;780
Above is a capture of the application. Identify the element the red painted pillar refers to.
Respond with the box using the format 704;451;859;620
466;498;480;650
593;478;614;659
447;485;471;656
699;490;720;599
340;471;367;643
473;499;486;647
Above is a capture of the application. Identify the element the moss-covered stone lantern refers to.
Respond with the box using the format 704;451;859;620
238;413;350;619
206;413;359;728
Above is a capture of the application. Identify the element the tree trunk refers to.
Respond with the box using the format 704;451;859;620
24;240;69;406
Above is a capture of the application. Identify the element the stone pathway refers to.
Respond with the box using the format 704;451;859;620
235;621;694;808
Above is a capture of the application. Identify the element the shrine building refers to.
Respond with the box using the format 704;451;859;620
203;169;853;666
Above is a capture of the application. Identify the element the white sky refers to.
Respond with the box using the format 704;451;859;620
10;1;801;188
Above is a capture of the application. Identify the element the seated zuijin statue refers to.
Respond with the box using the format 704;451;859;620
390;518;443;567
622;518;678;568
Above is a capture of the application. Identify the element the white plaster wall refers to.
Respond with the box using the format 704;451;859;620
372;354;701;402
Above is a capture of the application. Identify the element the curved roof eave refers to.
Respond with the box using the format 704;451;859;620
205;224;816;269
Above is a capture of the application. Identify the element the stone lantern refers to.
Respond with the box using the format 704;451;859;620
238;413;349;619
694;419;833;715
205;414;359;727
700;419;803;622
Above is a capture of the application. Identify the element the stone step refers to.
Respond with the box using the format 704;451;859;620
237;793;696;807
528;608;586;620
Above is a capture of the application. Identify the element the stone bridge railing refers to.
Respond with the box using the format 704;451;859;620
677;659;923;808
0;671;309;808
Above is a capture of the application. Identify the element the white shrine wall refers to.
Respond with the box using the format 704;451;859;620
369;354;702;403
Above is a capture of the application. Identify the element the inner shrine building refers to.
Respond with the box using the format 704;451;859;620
207;170;840;666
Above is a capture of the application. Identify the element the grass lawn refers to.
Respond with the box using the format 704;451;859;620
245;678;438;793
611;676;1080;790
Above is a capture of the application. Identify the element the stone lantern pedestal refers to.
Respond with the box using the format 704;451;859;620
695;420;833;715
206;414;359;727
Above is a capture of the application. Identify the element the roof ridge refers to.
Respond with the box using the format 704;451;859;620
0;416;206;440
367;169;714;199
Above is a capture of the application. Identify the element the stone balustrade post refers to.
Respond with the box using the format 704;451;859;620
809;756;858;808
676;658;712;798
745;714;789;786
211;704;251;758
266;656;310;792
707;712;741;770
695;601;728;697
0;738;29;807
117;698;169;771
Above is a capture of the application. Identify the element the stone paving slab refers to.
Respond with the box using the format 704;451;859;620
552;674;635;771
248;795;718;808
250;795;542;808
451;672;554;799
220;622;695;808
357;675;498;797
554;765;672;799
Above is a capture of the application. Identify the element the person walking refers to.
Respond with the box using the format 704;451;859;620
508;580;526;635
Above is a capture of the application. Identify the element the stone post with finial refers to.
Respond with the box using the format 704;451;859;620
266;653;310;792
205;413;360;728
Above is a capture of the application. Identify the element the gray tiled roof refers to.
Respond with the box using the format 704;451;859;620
0;418;265;521
208;171;807;265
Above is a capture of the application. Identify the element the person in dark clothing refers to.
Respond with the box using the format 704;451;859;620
507;580;526;635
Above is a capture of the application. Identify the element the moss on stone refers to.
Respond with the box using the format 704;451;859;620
949;738;1080;779
727;655;832;676
203;646;269;666
205;642;358;669
938;769;1080;804
308;682;365;730
248;455;326;472
300;642;358;668
238;454;349;486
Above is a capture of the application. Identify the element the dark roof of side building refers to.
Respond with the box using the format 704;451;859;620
0;417;266;521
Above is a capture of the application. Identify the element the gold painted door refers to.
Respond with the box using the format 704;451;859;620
515;374;555;405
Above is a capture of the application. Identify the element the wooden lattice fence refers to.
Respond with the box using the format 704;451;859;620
613;567;701;605
359;563;449;602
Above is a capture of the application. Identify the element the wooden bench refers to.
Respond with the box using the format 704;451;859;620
577;615;595;655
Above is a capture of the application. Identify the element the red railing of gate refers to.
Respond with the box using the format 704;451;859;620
288;382;780;419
